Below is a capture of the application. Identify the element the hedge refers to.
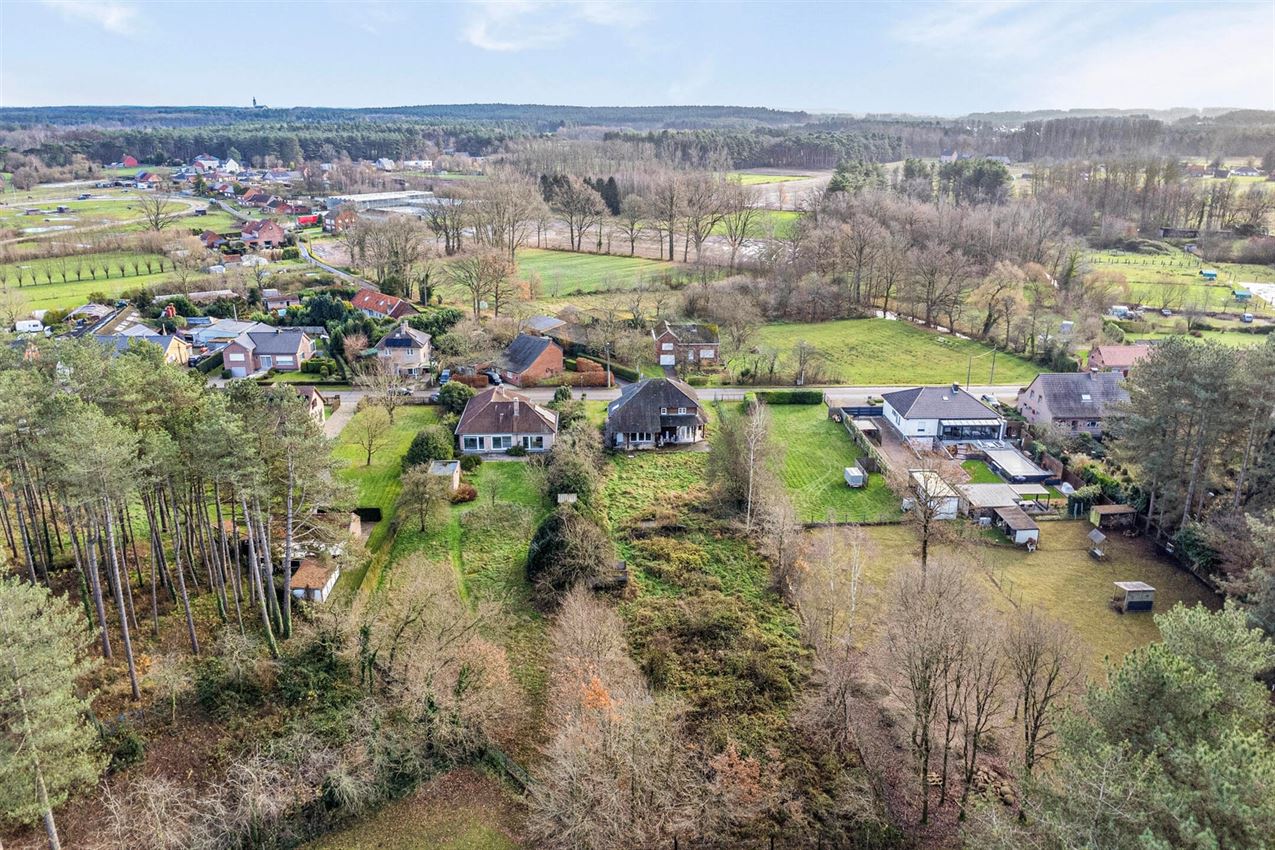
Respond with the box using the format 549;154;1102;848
195;351;224;374
754;389;824;405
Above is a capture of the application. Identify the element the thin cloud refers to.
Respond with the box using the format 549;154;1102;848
894;1;1098;61
40;0;139;35
462;0;648;52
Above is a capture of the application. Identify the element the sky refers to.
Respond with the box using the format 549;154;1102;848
1;0;1273;115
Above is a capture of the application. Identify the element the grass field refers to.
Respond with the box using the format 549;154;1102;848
304;768;523;850
727;172;810;185
767;405;899;523
1;253;173;312
856;522;1219;671
709;208;802;240
748;318;1043;385
961;459;1002;483
514;248;681;299
1086;249;1275;317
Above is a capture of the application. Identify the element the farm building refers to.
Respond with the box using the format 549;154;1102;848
1113;581;1156;613
1091;503;1137;529
956;482;1020;518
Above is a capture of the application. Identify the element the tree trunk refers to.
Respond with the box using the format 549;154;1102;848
99;508;140;700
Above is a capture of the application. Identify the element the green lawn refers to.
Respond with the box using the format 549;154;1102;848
858;522;1220;672
512;248;681;299
961;459;1002;483
709;208;802;240
0;253;174;312
1087;248;1275;318
767;405;899;523
727;172;810;185
748;318;1042;385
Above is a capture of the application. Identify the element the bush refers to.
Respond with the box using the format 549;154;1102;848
302;356;339;375
526;508;614;606
451;482;478;503
609;362;641;382
404;425;455;467
755;389;823;404
545;452;600;506
506;444;528;457
221;368;233;379
280;246;301;260
101;722;146;773
686;375;708;386
438;380;475;414
196;350;224;374
552;385;572;403
460;454;482;472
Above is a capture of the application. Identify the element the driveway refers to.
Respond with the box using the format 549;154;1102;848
323;391;364;438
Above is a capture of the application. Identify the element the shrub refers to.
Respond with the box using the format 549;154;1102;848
301;356;339;375
404;425;455;467
101;722;146;773
526;508;614;606
755;389;824;405
460;454;482;472
277;632;357;711
451;482;478;503
221;368;233;379
545;452;600;507
280;246;301;260
687;375;708;386
553;385;572;403
506;444;528;457
438;380;475;414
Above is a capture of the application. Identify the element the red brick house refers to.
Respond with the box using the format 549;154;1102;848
652;320;720;368
1088;344;1151;377
240;219;286;250
222;329;315;377
455;387;558;454
351;289;417;320
324;207;358;233
199;229;225;250
499;333;563;386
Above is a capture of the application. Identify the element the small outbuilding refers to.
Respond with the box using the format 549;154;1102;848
429;460;461;492
1113;581;1155;613
291;559;340;603
1090;503;1136;529
844;465;866;488
992;505;1040;547
908;469;960;520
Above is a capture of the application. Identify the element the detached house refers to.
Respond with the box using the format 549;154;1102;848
498;333;563;386
240;219;286;250
1088;344;1151;377
374;322;431;376
1017;371;1129;438
351;289;417;320
222;329;315;377
881;384;1005;449
455;387;558;454
295;385;326;425
604;378;706;450
652;320;720;368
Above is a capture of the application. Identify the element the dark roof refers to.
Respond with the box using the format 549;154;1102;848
296;385;325;403
240;329;310;355
1025;372;1128;419
501;333;557;374
606;378;704;434
653;320;718;345
455;387;557;435
882;385;1000;421
375;323;430;350
994;504;1039;532
93;334;176;355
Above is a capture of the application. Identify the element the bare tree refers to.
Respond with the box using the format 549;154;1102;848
958;618;1008;816
355;357;409;421
135;186;183;231
348;405;391;466
614;194;648;256
744;400;771;532
550;176;604;252
447;250;514;318
1005;607;1081;780
720;182;762;269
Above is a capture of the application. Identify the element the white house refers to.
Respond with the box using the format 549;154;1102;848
222;158;242;174
881;384;1005;449
375;158;397;171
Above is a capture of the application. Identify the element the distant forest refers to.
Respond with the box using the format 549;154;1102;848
1;104;1272;169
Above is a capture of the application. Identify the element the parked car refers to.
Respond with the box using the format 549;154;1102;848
390;386;413;396
1160;308;1173;316
438;369;451;385
482;369;503;385
428;392;440;403
1241;312;1255;324
77;193;92;200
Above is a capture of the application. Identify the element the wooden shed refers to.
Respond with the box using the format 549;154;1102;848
1090;504;1136;529
1113;581;1155;613
993;504;1040;547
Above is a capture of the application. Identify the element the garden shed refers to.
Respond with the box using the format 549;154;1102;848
1113;581;1156;613
993;504;1040;547
1090;504;1136;529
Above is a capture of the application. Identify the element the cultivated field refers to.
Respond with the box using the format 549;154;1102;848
748;318;1043;385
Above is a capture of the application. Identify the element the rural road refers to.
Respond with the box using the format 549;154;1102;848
297;239;376;289
310;383;1025;437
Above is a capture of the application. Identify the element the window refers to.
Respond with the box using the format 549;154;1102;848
277;356;294;366
677;407;686;414
463;436;483;451
226;352;243;362
492;435;512;450
522;435;544;449
661;343;673;351
660;407;667;415
700;348;715;359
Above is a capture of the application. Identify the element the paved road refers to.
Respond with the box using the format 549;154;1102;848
296;238;376;289
312;383;1025;437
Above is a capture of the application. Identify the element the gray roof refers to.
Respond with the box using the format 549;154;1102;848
237;329;310;355
94;334;175;355
606;378;704;434
501;333;556;374
1025;372;1128;419
882;385;1000;421
524;315;566;334
375;323;430;351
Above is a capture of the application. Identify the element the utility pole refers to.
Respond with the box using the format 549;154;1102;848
989;350;997;384
966;354;972;387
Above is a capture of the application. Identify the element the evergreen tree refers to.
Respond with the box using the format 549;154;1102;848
0;577;105;850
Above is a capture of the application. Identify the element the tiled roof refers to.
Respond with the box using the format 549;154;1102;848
456;387;557;436
500;333;556;374
882;386;1000;421
1025;372;1128;419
